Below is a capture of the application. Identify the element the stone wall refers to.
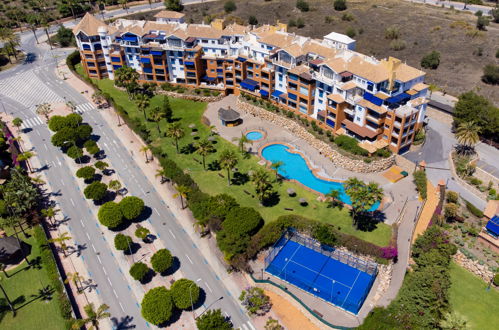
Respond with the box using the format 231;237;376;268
156;90;225;103
453;250;495;284
237;98;396;173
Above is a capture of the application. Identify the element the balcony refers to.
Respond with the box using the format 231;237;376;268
271;59;292;69
312;72;336;86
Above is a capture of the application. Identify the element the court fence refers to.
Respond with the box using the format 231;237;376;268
265;229;378;276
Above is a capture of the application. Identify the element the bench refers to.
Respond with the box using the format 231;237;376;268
284;208;294;211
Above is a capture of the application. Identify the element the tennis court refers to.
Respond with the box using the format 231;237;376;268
265;236;377;314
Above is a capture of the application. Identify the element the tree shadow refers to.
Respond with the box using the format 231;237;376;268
123;242;141;255
68;243;87;257
207;160;221;171
134;206;153;223
111;315;136;329
158;307;182;328
192;288;207;310
139;268;156;284
262;191;280;207
231;172;249;185
180;143;196;155
78;155;91;164
34;164;49;173
94;150;106;160
355;211;386;232
160;256;181;276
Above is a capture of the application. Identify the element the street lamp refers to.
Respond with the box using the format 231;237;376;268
190;278;202;320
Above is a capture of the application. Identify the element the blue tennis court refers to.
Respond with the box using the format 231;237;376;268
265;237;376;314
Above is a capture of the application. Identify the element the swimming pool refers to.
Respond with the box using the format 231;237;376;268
261;144;380;210
246;130;264;141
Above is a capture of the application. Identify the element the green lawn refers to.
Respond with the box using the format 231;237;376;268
0;228;67;330
84;66;391;246
449;262;499;329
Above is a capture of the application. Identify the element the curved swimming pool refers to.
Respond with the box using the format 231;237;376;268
261;144;380;210
246;131;264;141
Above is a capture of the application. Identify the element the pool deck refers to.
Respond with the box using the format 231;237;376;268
205;96;419;226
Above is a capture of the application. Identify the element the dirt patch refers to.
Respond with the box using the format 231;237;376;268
125;0;499;104
265;289;321;330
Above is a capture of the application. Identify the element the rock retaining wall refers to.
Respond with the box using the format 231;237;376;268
453;250;495;284
156;90;225;103
237;98;395;173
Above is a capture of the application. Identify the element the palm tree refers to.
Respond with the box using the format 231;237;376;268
139;145;150;163
41;207;59;227
196;139;214;169
270;161;284;180
232;133;252;153
40;17;53;50
49;232;72;258
12;117;23;133
0;216;29;264
0;28;20;61
36;103;53;121
92;91;105;106
155;168;167;183
344;178;383;228
149;106;165;134
0;277;15;315
26;14;40;44
219;149;238;185
31;175;46;186
114;67;139;99
251;168;273;203
166;122;185;153
208;125;218;136
65;272;85;293
173;184;191;209
135;94;150;120
326;189;341;208
72;303;111;330
17;151;35;173
455;121;480;154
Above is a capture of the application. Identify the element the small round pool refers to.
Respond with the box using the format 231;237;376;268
246;131;264;141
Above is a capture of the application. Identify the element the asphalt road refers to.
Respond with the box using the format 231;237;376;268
404;0;493;14
0;4;255;330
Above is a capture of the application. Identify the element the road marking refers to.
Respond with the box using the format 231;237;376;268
44;144;48;151
97;255;102;264
61;179;65;186
107;277;112;286
113;289;118;298
91;244;96;252
247;321;256;330
154;207;160;216
70;198;75;206
186;254;193;264
119;302;125;312
86;232;90;240
140;187;146;195
241;324;249;330
224;311;229;318
205;282;213;293
103;268;107;275
168;229;176;239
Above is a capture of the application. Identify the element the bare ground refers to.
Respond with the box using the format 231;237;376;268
126;0;499;104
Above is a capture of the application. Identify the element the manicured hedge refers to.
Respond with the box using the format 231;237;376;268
464;199;484;218
334;135;369;156
413;170;427;199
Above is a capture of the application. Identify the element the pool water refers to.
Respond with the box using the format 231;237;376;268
261;144;380;210
246;131;264;141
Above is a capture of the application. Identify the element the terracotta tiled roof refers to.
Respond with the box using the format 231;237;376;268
154;10;185;19
393;63;425;82
339;81;358;90
327;94;345;103
187;25;223;39
357;98;387;114
288;65;310;75
73;12;107;36
259;32;294;48
347;56;389;83
321;57;348;74
409;97;429;107
412;82;429;91
304;41;337;59
343;119;378;138
223;23;250;35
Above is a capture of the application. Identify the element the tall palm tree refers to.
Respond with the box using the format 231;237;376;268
155;168;167;183
196;139;214;169
219;149;238;186
72;303;111;330
149;106;165;134
41;207;59;227
114;67;139;99
40;17;53;50
49;232;72;258
139;145;150;163
232;133;252;153
251;168;273;203
0;28;20;61
17;151;35;173
455;121;480;154
326;189;341;208
173;184;191;209
135;94;150;120
166;122;185;153
26;14;40;44
36;103;53;122
270;161;284;180
65;272;84;293
12;117;23;133
0;277;15;315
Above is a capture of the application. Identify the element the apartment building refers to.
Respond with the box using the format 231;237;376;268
73;12;429;154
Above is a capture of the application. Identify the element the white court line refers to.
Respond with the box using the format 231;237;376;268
168;229;176;239
186;255;193;264
278;244;301;278
44;144;48;151
340;269;361;308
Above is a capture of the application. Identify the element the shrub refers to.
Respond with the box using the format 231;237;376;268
385;25;400;40
346;26;356;38
141;287;173;325
114;233;132;251
98;202;123;228
413;170;427;199
341;12;354;21
239;287;271;315
296;0;309;12
224;0;236;13
288;19;297;27
334;135;368;156
75;166;95;180
83;140;97;150
151;249;173;273
464;200;483;217
94;161;109;171
496;49;499;58
494;274;499;286
334;0;347;11
390;39;406;51
482;64;499;85
312;224;337;247
0;200;6;216
446;191;459;204
48;115;68;132
476;15;489;30
223;207;263;236
296;18;305;28
196;309;233;330
135;226;150;241
374;148;391;158
325;15;335;24
129;262;149;281
170;278;200;309
56;26;75;47
444;203;459;220
84;181;107;201
119;196;145;220
421;51;440;69
248;15;258;25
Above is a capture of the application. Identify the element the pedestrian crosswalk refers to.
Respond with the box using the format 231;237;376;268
240;321;256;330
21;116;44;129
75;102;95;114
0;70;64;107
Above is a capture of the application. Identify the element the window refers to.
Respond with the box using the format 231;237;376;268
300;86;308;95
89;70;97;74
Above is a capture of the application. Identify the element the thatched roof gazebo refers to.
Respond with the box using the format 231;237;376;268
218;107;241;127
